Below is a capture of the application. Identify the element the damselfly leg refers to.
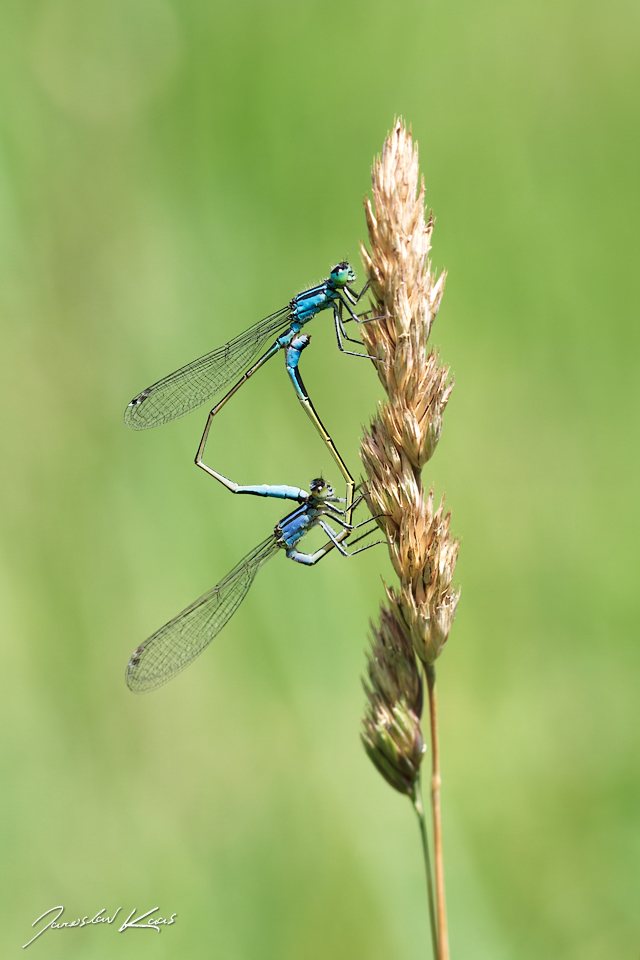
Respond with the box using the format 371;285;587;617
317;496;386;555
319;521;385;557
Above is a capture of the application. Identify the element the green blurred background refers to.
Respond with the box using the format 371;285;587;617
1;0;638;956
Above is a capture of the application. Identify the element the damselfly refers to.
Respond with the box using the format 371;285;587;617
125;478;381;693
124;263;374;524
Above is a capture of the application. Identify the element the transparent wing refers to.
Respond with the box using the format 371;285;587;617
124;307;291;429
126;536;280;693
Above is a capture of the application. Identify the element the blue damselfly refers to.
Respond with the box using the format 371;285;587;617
126;478;381;693
124;263;375;523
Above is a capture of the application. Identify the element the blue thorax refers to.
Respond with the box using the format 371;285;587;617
275;499;324;549
290;282;337;324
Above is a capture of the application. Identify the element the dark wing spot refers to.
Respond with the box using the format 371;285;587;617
129;645;145;666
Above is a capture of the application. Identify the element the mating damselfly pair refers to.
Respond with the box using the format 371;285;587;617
124;263;383;692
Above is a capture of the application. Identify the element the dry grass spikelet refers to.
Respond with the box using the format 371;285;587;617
361;605;425;796
359;120;459;666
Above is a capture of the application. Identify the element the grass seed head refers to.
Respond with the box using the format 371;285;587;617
361;603;425;796
359;117;459;693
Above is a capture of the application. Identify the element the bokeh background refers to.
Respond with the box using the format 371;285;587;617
1;0;639;956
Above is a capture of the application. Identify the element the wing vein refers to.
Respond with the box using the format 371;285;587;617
126;536;279;693
125;308;291;429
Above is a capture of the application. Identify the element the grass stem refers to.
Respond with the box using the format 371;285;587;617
412;780;439;958
426;664;449;960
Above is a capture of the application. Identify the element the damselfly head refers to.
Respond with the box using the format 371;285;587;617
309;477;333;500
330;262;355;287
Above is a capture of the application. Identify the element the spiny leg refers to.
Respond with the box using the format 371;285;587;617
285;523;380;566
343;279;371;305
324;511;386;533
327;489;368;516
324;495;360;517
334;311;374;359
340;283;392;325
318;520;385;556
333;304;390;362
323;497;385;530
339;290;390;328
336;301;370;347
336;291;372;324
286;541;335;566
